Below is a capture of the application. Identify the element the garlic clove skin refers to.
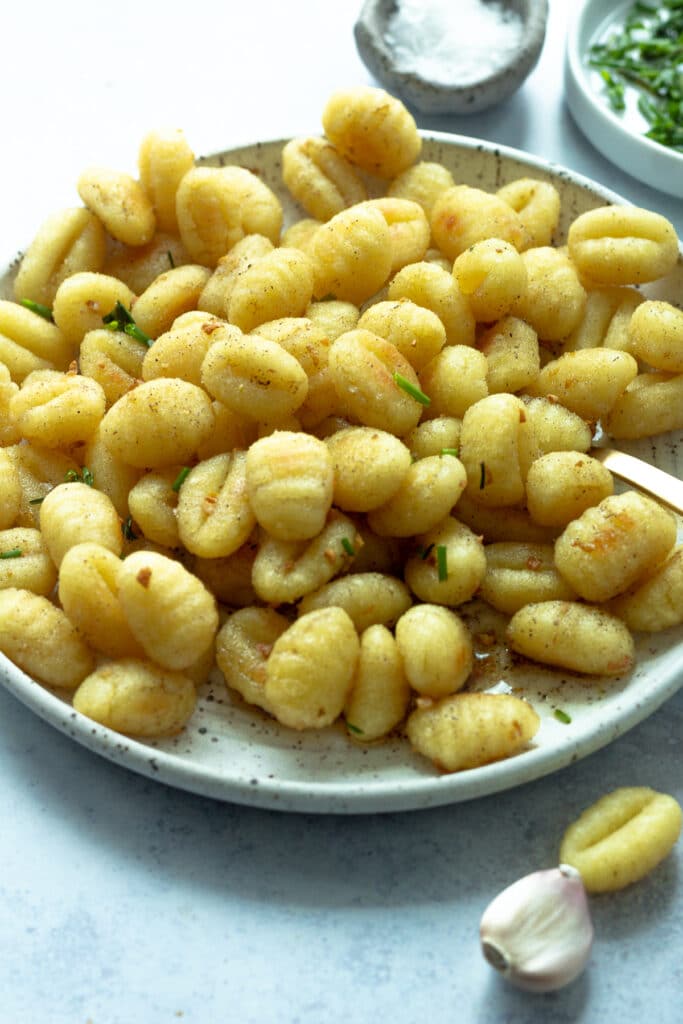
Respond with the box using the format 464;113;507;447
479;863;594;993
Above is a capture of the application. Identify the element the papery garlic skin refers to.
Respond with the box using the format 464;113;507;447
479;864;593;993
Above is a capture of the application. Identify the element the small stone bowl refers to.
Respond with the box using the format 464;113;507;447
354;0;549;115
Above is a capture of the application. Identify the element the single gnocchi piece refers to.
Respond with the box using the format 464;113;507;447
321;86;421;179
506;600;635;677
626;300;683;372
215;606;290;712
563;285;643;353
605;371;683;439
496;178;561;248
453;238;527;323
4;442;81;527
480;316;540;395
0;527;57;595
522;396;592;455
358;299;446;372
176;451;255;558
245;431;333;541
527;348;638;422
131;264;211;340
79;327;146;406
0;587;94;690
0;449;22;530
310;203;393;304
328;329;424;436
478;542;576;615
299;572;412;632
137;127;195;234
265;607;360;730
197;233;274;317
10;369;105;447
118;550;219;670
510;246;586;342
525;450;614;528
387;161;455;222
52;272;136;347
281;135;367;221
77;166;156;247
459;393;537;507
99;377;215;468
404;515;487;607
609;546;683;632
419;345;488;420
0;299;75;382
201;326;308;423
567;205;679;285
104;232;189;295
404;416;462;461
554;490;677;602
362;197;430;272
251;512;358;604
431;185;529;261
406;691;540;773
58;542;144;659
176;165;283;266
13;207;107;307
127;467;182;548
559;787;682;892
227;247;315;332
344;625;411;742
73;659;197;737
39;481;123;567
395;603;473;698
326;426;412;512
367;454;467;537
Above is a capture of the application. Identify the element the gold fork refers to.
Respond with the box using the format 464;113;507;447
591;447;683;516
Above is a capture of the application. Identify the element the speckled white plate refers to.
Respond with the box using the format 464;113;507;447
2;132;683;814
565;0;683;199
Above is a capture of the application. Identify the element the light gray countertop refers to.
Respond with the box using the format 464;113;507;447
1;2;682;1021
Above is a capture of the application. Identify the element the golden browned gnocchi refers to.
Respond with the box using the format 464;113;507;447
559;787;682;892
0;86;681;777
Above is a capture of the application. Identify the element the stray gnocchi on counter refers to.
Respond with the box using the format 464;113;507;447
0;84;682;775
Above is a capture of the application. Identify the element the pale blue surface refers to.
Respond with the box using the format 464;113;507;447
1;3;682;1022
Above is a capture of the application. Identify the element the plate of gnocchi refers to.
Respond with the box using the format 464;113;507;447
1;85;683;813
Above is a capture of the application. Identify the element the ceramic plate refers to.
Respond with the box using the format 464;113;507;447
2;132;683;814
565;0;683;199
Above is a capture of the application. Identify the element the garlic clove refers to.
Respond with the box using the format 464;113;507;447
479;863;594;993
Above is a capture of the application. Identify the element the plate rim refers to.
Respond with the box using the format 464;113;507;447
2;128;683;814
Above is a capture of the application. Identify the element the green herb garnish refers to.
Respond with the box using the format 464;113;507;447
346;721;364;735
393;372;431;406
171;466;191;492
341;537;355;557
436;544;448;581
20;298;54;322
167;249;176;268
28;496;45;506
122;516;138;541
588;0;683;153
102;301;153;346
65;467;95;486
554;708;572;725
0;548;22;559
479;462;487;490
440;447;460;458
418;543;435;561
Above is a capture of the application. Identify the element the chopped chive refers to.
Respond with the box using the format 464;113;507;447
436;544;448;581
103;319;120;331
171;466;191;492
122;516;138;541
418;543;435;561
167;249;176;268
554;708;572;725
103;300;135;327
393;372;431;406
124;322;153;346
440;447;459;458
479;461;487;490
81;467;95;487
20;298;54;322
346;721;364;735
0;548;23;559
64;469;80;482
28;496;45;506
64;467;94;486
341;537;355;557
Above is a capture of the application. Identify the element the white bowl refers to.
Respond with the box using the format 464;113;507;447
565;0;683;200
